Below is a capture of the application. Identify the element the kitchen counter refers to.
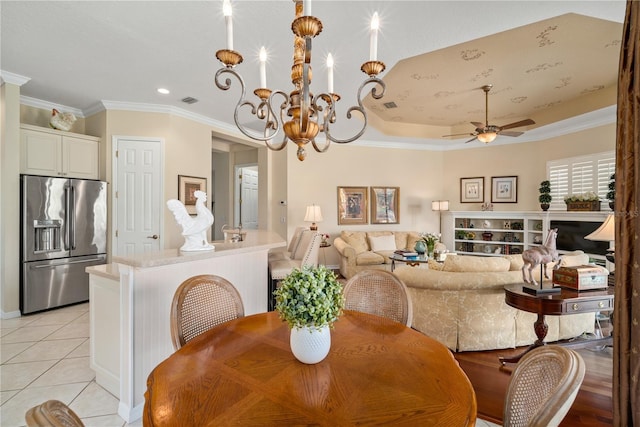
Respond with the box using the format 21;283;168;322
88;230;285;423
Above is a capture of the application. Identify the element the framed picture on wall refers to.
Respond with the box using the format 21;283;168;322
460;177;484;203
491;176;518;203
337;186;368;225
370;187;400;224
178;175;207;214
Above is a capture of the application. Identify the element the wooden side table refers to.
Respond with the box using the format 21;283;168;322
499;284;614;364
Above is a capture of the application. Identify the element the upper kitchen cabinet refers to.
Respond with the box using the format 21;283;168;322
20;124;100;180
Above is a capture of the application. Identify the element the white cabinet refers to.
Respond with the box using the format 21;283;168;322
21;124;99;179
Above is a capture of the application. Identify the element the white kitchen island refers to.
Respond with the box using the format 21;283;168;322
87;231;285;423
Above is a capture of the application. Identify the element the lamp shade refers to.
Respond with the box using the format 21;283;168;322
431;200;450;211
477;132;497;143
304;205;323;230
585;213;615;246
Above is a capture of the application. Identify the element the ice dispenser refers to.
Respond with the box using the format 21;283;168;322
33;220;62;253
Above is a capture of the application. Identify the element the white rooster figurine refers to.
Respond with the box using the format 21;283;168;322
49;109;77;131
167;190;215;251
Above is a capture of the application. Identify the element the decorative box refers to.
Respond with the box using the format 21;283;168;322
565;201;600;211
552;265;609;290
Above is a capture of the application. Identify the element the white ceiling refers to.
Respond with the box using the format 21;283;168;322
0;1;626;150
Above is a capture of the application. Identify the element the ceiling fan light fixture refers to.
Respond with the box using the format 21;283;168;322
477;132;497;143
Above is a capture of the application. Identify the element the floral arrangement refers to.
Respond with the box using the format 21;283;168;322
321;233;330;244
274;265;344;330
419;232;440;246
564;192;599;203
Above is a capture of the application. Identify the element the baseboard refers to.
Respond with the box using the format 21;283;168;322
1;309;22;319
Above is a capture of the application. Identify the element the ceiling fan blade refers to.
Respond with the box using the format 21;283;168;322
500;130;524;137
464;136;478;144
442;132;475;137
499;118;535;131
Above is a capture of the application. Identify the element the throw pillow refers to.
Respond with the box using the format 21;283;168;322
442;255;510;273
341;231;369;254
368;234;396;252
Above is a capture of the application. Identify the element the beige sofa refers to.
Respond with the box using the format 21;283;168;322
393;253;596;352
333;230;422;279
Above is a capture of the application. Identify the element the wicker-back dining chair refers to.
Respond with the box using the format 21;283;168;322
170;274;245;350
25;400;84;427
343;269;413;327
503;345;586;427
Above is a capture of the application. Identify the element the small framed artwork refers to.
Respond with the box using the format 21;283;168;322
491;176;518;203
178;175;207;214
370;187;400;224
337;186;368;225
460;177;484;203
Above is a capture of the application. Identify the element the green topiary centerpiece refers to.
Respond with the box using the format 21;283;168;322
538;180;552;211
274;265;344;364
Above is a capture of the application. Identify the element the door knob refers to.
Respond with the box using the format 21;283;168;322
147;234;159;240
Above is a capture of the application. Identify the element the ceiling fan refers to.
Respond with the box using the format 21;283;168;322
444;84;535;144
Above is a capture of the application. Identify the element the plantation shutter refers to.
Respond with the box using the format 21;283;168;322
546;151;614;210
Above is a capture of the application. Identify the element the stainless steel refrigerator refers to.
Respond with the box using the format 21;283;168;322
20;175;107;314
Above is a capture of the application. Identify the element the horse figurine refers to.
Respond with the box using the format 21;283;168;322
521;228;560;286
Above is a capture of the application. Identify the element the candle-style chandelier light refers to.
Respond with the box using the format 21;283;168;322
214;0;386;161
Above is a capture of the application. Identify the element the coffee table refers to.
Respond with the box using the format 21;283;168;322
499;284;614;364
390;253;429;271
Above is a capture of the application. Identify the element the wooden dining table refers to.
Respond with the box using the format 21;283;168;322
144;310;477;426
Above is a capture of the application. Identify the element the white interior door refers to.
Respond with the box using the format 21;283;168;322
235;166;258;229
113;136;163;255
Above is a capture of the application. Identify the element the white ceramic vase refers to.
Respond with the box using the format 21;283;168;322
289;325;331;364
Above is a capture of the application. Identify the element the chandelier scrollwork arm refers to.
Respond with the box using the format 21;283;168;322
323;76;386;144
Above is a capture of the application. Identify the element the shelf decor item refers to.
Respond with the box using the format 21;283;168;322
274;265;344;364
538;180;552;211
564;192;600;211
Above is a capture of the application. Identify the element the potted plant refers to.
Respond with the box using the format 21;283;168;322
417;232;440;258
606;173;615;210
538;180;552;211
564;191;600;211
274;265;344;364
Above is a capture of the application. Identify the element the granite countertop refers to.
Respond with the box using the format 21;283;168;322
111;230;285;269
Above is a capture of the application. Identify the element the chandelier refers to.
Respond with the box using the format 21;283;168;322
214;0;386;161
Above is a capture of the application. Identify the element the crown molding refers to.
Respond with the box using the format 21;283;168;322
20;96;85;118
0;70;31;86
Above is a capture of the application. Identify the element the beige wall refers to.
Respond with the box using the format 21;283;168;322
442;123;616;212
285;143;446;266
1;83;22;316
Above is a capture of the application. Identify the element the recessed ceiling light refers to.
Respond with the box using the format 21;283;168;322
157;88;170;95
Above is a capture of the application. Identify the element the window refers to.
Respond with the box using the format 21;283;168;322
546;151;615;210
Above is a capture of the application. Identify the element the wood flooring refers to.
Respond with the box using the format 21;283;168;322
455;345;613;426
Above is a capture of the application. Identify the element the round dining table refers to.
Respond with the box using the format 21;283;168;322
144;310;477;426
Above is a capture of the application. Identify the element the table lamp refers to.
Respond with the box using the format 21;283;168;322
304;205;323;231
585;213;615;263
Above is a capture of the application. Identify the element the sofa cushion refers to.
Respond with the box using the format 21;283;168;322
442;255;510;273
356;251;385;265
341;231;369;254
368;234;396;252
428;259;444;270
558;251;590;267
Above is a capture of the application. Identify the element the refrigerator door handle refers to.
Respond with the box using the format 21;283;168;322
31;257;105;269
64;185;71;251
69;185;76;250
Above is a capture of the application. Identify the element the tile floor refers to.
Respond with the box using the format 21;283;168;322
0;303;138;427
1;302;500;427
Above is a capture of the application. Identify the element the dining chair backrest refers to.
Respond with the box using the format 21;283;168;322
170;274;245;350
288;226;309;253
343;269;413;327
25;400;84;427
503;345;585;427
